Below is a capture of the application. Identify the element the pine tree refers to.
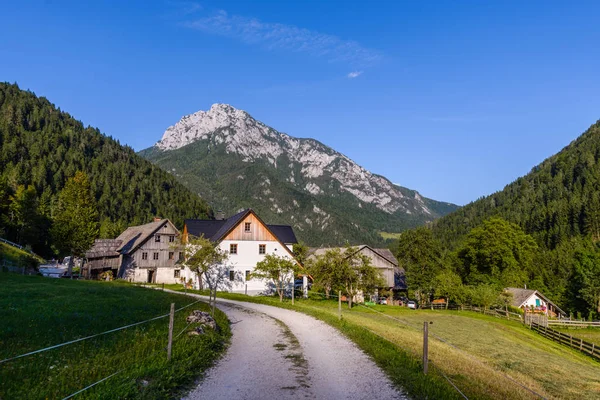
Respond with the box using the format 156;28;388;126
51;171;99;258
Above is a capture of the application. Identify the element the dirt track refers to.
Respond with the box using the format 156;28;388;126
181;295;405;400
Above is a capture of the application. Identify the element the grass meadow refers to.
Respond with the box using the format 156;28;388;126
163;285;600;400
0;274;230;399
0;242;43;267
553;326;600;347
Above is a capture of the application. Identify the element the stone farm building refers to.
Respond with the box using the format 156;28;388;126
183;208;300;295
84;219;183;283
308;245;403;290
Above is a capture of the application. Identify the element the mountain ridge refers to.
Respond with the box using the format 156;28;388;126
141;103;458;245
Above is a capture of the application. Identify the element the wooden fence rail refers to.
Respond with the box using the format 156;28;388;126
547;320;600;328
422;303;523;322
531;322;599;362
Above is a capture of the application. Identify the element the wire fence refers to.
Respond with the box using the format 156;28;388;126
1;297;206;399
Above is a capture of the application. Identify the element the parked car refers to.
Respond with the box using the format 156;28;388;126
378;297;388;305
407;300;417;309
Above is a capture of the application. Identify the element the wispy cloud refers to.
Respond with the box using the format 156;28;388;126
347;71;363;79
167;1;203;16
182;10;381;68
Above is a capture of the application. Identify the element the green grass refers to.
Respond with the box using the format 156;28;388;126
164;285;600;400
0;274;230;399
378;231;403;240
0;242;43;267
554;326;600;345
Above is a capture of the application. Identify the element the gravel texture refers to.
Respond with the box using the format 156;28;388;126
182;295;405;400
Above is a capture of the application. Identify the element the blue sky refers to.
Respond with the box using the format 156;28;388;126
2;1;600;205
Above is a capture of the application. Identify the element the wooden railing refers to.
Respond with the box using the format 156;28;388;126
530;322;599;361
547;320;600;328
421;303;523;322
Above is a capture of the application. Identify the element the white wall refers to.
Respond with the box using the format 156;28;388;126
177;239;299;295
124;266;183;284
220;239;294;294
522;293;548;310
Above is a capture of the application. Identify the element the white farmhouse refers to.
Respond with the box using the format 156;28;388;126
182;209;300;295
506;287;566;317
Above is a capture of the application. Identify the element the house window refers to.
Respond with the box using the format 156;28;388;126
229;270;235;281
155;234;160;242
168;252;174;260
259;244;266;254
142;252;148;260
230;244;238;254
246;270;251;281
178;252;184;261
169;235;175;243
244;222;251;232
153;252;159;260
174;269;180;278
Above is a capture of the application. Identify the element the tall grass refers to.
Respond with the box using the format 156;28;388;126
0;274;230;399
165;285;600;400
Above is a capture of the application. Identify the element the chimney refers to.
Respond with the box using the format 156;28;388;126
153;217;162;222
215;211;225;221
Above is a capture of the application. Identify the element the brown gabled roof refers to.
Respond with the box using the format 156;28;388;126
116;219;178;255
86;239;122;259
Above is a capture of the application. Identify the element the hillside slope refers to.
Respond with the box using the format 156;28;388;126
0;83;212;256
140;104;458;245
432;120;600;250
425;120;600;314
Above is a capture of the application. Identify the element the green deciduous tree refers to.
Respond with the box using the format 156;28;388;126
471;284;501;310
433;270;463;309
396;227;445;306
292;242;309;267
309;246;385;308
457;217;537;288
179;235;232;315
253;254;299;302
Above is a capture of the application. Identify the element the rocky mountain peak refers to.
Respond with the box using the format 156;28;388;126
151;104;456;218
156;103;255;151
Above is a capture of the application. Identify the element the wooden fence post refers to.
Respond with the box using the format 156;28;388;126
338;291;342;320
167;303;175;361
423;321;429;375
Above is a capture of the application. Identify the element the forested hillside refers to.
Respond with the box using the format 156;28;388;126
399;121;600;317
432;120;600;250
0;83;212;258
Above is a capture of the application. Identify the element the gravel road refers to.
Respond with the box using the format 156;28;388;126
182;295;405;400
